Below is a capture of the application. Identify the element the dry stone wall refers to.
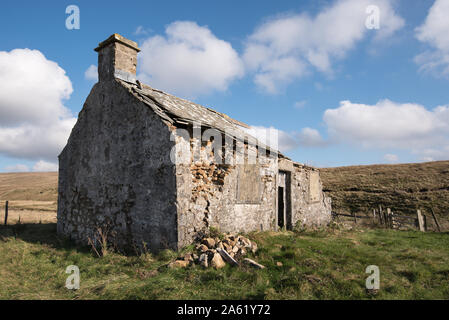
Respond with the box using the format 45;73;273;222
58;80;178;253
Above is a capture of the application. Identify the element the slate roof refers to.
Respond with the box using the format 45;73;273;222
119;79;284;156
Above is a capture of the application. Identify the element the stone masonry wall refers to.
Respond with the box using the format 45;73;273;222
290;165;332;228
57;79;178;253
173;132;278;248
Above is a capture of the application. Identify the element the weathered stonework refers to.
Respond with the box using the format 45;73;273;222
57;34;332;253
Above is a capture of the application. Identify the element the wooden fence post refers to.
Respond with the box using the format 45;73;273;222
390;210;395;229
430;208;441;232
353;212;357;224
387;208;392;229
378;205;383;225
4;200;8;226
373;209;377;224
417;209;425;232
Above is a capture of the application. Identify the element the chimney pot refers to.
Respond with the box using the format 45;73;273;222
94;33;140;83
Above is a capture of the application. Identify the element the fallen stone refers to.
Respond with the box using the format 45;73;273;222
243;258;265;269
202;238;216;249
250;241;258;253
199;253;208;268
183;253;193;262
238;247;247;256
199;244;208;253
276;261;283;267
223;242;232;253
217;248;239;266
232;245;239;253
210;253;226;269
169;260;189;268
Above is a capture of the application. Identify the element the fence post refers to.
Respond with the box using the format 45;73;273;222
387;208;392;229
378;205;383;225
353;212;357;224
416;209;425;232
4;200;8;226
430;207;441;232
373;209;377;224
390;211;396;229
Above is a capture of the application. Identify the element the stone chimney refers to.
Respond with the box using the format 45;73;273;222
94;33;140;83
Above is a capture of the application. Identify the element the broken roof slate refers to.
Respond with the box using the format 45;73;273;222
119;79;284;157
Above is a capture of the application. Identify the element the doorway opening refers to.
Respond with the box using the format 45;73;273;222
277;171;292;230
278;186;285;229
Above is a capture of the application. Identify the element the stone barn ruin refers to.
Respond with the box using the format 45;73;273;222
57;34;332;253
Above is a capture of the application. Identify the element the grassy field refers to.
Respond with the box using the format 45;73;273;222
0;172;57;202
0;223;448;300
321;161;449;230
0;172;57;225
1;166;448;300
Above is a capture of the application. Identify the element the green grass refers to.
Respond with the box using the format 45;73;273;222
1;223;448;299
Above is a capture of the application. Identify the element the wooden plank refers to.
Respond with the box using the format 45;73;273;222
4;200;8;226
430;207;441;232
385;208;393;228
378;205;384;225
332;213;373;219
416;209;425;232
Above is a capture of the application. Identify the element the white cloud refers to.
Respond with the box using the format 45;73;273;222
138;21;244;98
297;127;328;147
383;153;399;163
3;164;30;172
323;99;449;160
294;100;307;109
134;26;151;36
84;64;98;81
245;126;300;153
243;0;404;93
415;0;449;77
32;160;58;172
0;48;77;162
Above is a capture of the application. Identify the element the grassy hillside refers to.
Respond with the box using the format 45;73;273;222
0;172;58;224
1;224;448;299
0;172;58;202
321;161;449;221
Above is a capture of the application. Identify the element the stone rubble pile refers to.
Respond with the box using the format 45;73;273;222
169;234;265;269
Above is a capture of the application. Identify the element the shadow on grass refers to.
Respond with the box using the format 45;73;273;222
0;223;91;254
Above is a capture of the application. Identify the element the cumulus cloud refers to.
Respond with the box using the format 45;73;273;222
84;64;98;81
138;21;244;98
297;127;328;147
243;0;404;93
0;48;76;162
32;160;58;172
415;0;449;76
323;99;449;160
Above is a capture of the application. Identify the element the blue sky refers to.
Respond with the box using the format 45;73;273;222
1;0;449;171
